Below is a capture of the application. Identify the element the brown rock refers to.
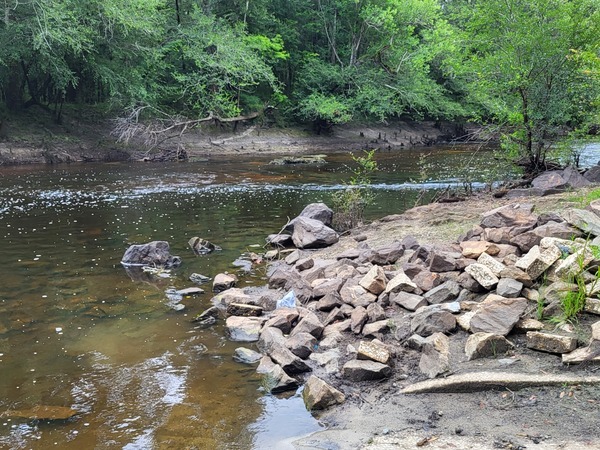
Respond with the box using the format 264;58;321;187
480;203;537;229
359;265;388;295
357;340;392;364
263;308;299;334
419;332;450;379
411;307;456;337
286;332;317;359
303;375;345;410
351;306;368;334
362;320;391;337
366;302;386;322
527;331;577;354
391;291;427;311
465;333;513;360
469;295;528;336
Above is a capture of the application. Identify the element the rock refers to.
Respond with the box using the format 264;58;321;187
351;306;368;334
402;235;420;250
284;250;302;264
267;233;294;247
482;227;513;245
291;217;339;249
366;302;386;322
531;171;567;190
213;273;238;293
585;298;600;315
593;321;600;341
511;222;582;252
5;405;79;421
295;257;314;271
391;291;427;311
584;166;600;182
286;332;317;359
562;208;600;236
460;241;494;259
316;291;343;311
324;307;345;325
193;306;220;323
312;277;345;298
496;278;523;298
309;349;341;373
263;308;299;334
384;271;419;294
189;273;211;284
359;265;387;295
464;263;499;289
476;252;506;276
256;357;299;394
553;248;594;279
342;360;392;381
357;340;391;364
362;320;391;337
369;242;404;265
188;237;221;255
257;326;287;353
480;203;537;229
526;331;577;354
515;244;561;280
287;203;334;230
336;248;361;260
291;311;324;339
340;279;377;307
410;308;456;337
465;333;514;360
423;281;461;304
402;262;425;278
428;250;458;272
303;375;345;410
456;310;476;331
412;270;442;292
176;287;204;296
562;166;592;188
226;316;266;342
499;266;533;287
233;347;262;364
469;295;527;336
226;303;263;317
457;271;486;293
562;343;600;364
514;318;545;332
419;332;450;378
269;342;312;374
121;241;181;268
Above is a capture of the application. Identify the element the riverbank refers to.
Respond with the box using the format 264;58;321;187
0;108;472;165
271;189;600;450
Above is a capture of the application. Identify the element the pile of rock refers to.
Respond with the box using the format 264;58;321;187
211;201;600;411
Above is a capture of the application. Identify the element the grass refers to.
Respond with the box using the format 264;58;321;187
567;186;600;207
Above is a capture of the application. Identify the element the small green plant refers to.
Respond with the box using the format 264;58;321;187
332;149;378;231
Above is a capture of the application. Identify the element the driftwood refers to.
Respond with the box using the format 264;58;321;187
112;105;268;149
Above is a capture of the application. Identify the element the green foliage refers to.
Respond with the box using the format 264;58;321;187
332;149;378;231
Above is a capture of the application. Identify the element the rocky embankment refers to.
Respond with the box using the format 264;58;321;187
121;188;600;449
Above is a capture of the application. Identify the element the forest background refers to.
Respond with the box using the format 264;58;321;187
0;0;599;169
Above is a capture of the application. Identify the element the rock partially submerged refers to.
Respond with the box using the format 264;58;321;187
121;241;181;268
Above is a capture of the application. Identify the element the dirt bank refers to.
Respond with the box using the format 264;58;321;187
0;108;471;165
291;189;600;450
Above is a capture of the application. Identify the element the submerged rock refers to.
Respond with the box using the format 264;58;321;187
188;237;222;255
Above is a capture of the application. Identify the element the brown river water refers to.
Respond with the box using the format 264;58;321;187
2;144;594;449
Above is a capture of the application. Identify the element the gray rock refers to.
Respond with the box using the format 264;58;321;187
370;241;405;265
213;273;238;293
233;347;262;364
465;333;514;360
289;202;334;229
391;291;427;311
428;250;458;272
312;278;345;299
515;244;562;279
384;271;419;294
257;326;287;353
188;237;221;255
527;331;577;354
269;342;312;374
562;208;600;236
584;166;600;182
316;291;343;311
411;308;456;337
176;287;204;296
412;270;442;292
357;340;392;365
480;204;537;229
286;332;317;359
419;332;450;379
303;375;345;410
562;166;591;188
531;171;567;190
226;316;266;342
476;252;506;276
359;265;387;295
309;349;341;373
469;295;528;336
423;280;461;304
562;342;600;364
362;320;391;337
342;360;392;381
267;233;294;247
351;306;368;334
290;311;324;339
366;302;386;322
295;257;315;271
495;278;523;298
256;357;299;393
189;273;211;284
292;217;339;249
263;308;299;334
340;279;377;307
121;241;181;268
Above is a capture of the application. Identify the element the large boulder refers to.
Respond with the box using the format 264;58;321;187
291;217;339;249
562;209;600;236
285;203;334;232
480;204;537;229
121;241;181;268
226;316;266;342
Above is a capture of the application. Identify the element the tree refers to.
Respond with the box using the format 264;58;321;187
455;0;600;172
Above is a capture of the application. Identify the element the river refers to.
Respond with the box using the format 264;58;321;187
0;143;596;449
